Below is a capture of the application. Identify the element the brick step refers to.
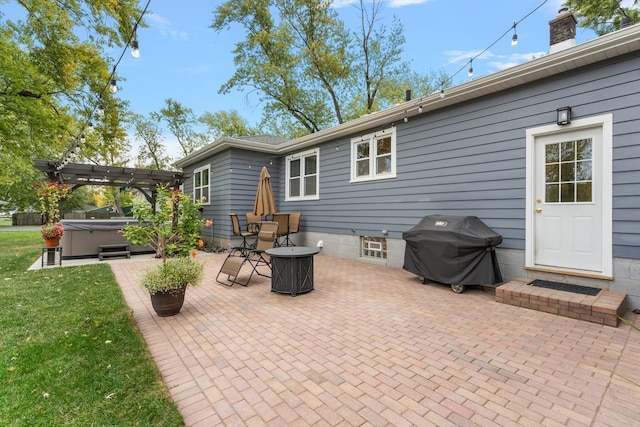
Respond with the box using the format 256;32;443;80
496;278;627;327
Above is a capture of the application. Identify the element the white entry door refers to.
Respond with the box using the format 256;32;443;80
533;127;603;272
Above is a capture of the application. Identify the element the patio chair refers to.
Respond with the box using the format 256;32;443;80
283;212;301;246
245;213;261;234
215;221;278;287
272;213;290;247
230;213;256;254
246;221;279;277
216;252;252;287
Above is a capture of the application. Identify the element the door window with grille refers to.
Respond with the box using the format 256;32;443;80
544;138;592;203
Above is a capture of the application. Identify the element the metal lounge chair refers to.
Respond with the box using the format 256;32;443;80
246;221;279;275
215;221;278;287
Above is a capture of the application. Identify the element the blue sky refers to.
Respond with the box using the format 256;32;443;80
117;1;595;144
6;0;598;160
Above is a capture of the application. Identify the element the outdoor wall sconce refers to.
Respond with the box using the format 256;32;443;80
557;107;571;125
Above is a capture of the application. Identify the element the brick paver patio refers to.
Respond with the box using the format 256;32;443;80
110;252;640;426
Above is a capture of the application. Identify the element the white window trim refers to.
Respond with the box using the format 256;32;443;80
350;127;397;183
193;165;211;205
285;148;320;201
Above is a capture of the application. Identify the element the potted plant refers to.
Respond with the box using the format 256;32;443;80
121;185;211;316
40;222;65;247
34;181;72;246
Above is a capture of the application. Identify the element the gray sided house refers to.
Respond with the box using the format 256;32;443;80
176;16;640;309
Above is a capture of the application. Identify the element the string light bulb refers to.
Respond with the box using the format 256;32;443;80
468;59;474;78
80;133;86;144
511;23;518;46
87;121;94;132
56;0;152;167
440;89;445;99
418;105;423;113
131;39;140;58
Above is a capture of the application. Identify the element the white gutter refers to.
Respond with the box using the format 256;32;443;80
174;136;280;168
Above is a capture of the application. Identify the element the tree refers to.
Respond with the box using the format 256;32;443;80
564;0;640;35
132;114;171;170
80;96;133;215
0;0;143;211
355;0;406;114
212;0;353;133
153;98;206;157
212;0;446;136
199;110;259;139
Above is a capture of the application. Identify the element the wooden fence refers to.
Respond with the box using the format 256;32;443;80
12;211;122;225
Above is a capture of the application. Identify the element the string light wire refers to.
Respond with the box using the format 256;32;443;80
58;0;551;168
440;0;549;94
57;0;152;170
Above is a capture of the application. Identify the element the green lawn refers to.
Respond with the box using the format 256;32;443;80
0;231;183;426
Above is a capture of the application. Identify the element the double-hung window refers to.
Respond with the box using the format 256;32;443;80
193;165;210;204
286;149;319;200
350;127;396;182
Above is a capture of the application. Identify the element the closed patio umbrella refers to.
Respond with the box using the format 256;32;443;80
253;166;276;217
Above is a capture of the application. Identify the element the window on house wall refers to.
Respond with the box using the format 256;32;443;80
350;127;396;182
286;149;319;200
193;165;210;204
361;236;387;260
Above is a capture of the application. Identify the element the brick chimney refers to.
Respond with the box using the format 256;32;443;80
549;7;577;54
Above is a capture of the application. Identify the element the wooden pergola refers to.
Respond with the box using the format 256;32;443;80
33;160;188;206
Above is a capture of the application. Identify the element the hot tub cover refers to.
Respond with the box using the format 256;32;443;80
403;215;503;285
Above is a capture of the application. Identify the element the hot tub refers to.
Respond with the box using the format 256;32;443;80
60;219;153;259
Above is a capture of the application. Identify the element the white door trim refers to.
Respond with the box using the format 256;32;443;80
525;114;613;277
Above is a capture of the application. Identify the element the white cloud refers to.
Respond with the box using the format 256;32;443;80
147;13;189;41
488;51;547;71
388;0;432;7
331;0;358;8
445;48;549;73
443;49;494;65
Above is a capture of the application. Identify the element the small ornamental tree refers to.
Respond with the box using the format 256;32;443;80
121;185;211;302
121;185;206;258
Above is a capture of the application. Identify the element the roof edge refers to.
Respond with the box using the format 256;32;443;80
175;24;640;167
173;137;279;168
275;23;640;153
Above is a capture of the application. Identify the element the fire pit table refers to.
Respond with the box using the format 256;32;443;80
266;246;319;296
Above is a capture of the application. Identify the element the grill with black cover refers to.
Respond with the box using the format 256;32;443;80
403;215;503;293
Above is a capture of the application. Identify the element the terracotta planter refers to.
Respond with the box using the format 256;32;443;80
149;284;187;317
44;238;60;247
